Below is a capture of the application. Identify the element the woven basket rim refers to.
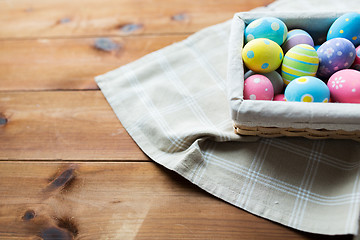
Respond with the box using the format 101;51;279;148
234;124;360;141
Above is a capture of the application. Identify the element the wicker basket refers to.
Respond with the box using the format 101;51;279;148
234;125;360;141
227;11;360;141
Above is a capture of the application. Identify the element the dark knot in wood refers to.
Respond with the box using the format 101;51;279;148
119;23;143;34
56;217;79;237
0;114;7;125
22;209;36;221
59;17;71;24
171;13;188;21
51;168;75;189
40;227;73;240
46;166;77;193
94;38;122;52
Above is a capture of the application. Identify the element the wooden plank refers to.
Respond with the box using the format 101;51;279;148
0;36;186;91
0;91;148;161
0;161;351;240
0;0;274;38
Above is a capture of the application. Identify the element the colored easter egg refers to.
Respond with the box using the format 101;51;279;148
327;69;360;103
244;74;274;100
282;29;314;53
317;38;356;79
245;17;288;45
284;76;330;102
327;12;360;46
351;45;360;70
244;70;284;95
242;38;284;73
281;44;319;85
273;94;286;101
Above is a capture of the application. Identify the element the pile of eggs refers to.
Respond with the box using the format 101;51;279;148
241;12;360;103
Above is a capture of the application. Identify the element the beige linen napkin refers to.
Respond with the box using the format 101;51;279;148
96;0;360;236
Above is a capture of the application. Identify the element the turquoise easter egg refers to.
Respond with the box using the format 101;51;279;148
281;44;319;85
284;76;330;102
327;12;360;46
245;17;288;45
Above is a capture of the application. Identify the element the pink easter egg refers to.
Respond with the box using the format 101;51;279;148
274;93;286;101
327;69;360;103
351;45;360;70
244;74;274;100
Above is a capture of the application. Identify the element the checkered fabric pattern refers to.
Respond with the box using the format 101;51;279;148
96;0;360;235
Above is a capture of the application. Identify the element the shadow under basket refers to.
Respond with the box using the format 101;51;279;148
227;11;360;141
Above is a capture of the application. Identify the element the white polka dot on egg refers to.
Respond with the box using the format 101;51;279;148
271;22;280;31
253;78;261;83
247;34;255;42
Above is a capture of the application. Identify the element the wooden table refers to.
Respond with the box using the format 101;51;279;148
0;1;353;239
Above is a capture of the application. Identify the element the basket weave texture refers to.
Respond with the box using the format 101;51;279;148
234;124;360;141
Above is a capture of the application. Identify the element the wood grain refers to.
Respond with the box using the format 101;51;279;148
0;0;274;38
0;36;185;91
0;161;351;240
0;91;148;161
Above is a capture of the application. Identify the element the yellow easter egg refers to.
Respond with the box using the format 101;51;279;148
281;44;319;85
242;38;283;73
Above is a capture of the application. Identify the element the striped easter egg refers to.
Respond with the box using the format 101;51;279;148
281;44;319;85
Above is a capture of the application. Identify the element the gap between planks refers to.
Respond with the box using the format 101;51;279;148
0;35;188;91
0;159;153;163
0;0;275;39
0;32;192;42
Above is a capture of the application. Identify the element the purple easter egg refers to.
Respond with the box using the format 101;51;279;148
282;29;314;54
316;38;356;79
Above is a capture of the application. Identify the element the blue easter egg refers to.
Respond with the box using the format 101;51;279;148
327;12;360;46
284;76;330;102
245;17;288;45
317;38;356;79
